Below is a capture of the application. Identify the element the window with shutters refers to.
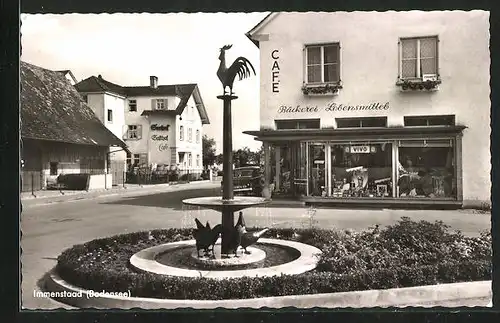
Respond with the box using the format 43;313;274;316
196;129;200;143
188;154;192;167
126;125;142;140
197;154;200;167
129;99;137;112
397;36;440;90
188;128;192;142
153;98;167;110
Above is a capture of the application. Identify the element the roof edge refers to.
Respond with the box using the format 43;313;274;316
245;12;278;47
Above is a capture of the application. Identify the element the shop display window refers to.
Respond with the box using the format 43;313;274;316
397;139;456;199
330;142;393;198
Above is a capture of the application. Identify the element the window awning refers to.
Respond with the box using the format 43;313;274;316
243;125;467;142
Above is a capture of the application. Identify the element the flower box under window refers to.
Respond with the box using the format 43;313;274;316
396;78;441;91
302;82;342;96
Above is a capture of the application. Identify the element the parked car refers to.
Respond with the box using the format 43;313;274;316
220;166;264;196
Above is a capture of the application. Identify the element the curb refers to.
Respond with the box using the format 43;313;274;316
44;270;491;309
22;181;216;208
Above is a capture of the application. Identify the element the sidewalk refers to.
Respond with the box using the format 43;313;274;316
21;180;215;208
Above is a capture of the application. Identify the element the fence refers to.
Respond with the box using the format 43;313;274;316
21;170;43;193
125;167;207;185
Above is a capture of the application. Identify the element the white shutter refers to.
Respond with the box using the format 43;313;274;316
164;98;168;110
137;125;143;140
122;125;128;140
151;99;156;110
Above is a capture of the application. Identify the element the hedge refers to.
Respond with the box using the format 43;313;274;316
55;218;491;300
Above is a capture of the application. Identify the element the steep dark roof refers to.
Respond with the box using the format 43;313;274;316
75;76;210;124
21;61;127;148
74;75;127;96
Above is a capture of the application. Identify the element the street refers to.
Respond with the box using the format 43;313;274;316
21;182;491;309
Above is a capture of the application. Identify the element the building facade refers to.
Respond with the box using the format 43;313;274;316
20;61;127;192
75;76;210;177
244;11;490;208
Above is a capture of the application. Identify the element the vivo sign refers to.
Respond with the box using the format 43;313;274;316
347;145;375;154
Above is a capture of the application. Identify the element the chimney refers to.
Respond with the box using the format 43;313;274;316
150;76;158;89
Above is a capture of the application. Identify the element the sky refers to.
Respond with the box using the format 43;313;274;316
20;13;269;154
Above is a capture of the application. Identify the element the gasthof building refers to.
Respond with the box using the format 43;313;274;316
244;11;490;208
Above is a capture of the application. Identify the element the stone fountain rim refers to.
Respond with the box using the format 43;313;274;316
129;238;322;279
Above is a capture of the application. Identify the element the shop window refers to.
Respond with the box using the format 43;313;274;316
400;36;438;80
336;117;387;128
397;139;456;199
129;99;137;112
49;162;58;176
125;125;142;140
305;43;340;84
404;115;455;127
275;119;320;130
330;143;393;198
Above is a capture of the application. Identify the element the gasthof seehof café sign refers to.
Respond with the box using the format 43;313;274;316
277;102;390;114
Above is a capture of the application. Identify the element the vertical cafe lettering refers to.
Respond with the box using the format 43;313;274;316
271;50;280;93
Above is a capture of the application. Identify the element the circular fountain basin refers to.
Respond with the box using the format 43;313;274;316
130;238;322;279
188;244;266;267
182;196;269;212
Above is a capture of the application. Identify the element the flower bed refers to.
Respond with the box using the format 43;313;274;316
55;217;491;300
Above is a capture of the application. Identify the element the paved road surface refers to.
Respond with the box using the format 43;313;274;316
20;182;491;309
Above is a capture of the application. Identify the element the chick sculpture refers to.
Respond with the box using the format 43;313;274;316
217;44;256;95
194;218;222;258
235;212;269;254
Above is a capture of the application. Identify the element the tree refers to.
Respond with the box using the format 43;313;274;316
202;135;216;168
215;153;224;165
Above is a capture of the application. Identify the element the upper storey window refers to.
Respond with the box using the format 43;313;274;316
305;43;340;84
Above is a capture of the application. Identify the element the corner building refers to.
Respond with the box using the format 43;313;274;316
244;11;490;208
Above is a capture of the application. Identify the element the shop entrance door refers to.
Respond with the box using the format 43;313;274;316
308;143;327;197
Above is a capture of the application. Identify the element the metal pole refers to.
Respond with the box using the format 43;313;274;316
218;94;237;255
31;172;34;196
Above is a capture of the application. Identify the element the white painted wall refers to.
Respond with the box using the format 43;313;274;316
86;93;105;122
253;11;490;206
175;96;204;173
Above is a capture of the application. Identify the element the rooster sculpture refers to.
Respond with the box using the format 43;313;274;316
217;44;256;95
194;218;223;258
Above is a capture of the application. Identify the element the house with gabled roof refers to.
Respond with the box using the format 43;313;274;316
75;75;210;178
243;11;490;209
20;61;128;191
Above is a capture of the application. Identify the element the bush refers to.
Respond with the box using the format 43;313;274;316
56;219;491;300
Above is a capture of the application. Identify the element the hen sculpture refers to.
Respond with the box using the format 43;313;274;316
235;212;269;254
217;44;256;95
194;218;222;258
